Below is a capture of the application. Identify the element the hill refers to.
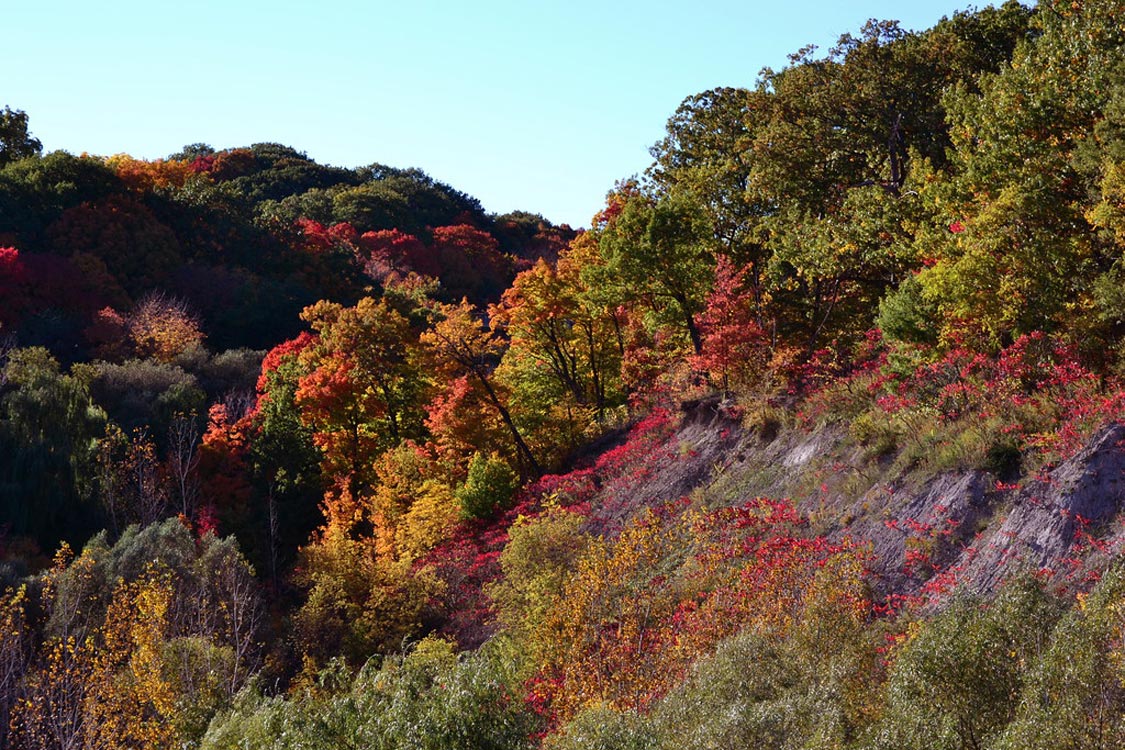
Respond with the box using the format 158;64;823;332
7;1;1125;748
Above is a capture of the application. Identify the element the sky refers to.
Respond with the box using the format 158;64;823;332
6;0;993;228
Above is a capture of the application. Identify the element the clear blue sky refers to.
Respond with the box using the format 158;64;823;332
7;1;998;228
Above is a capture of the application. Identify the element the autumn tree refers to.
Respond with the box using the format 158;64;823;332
296;296;428;496
360;228;435;281
46;195;183;297
83;569;178;750
105;154;193;193
492;251;624;423
430;223;515;303
245;333;323;577
0;246;32;329
0;586;28;749
422;298;540;475
13;520;264;749
691;255;770;392
126;292;205;362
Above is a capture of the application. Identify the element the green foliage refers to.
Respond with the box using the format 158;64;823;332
544;705;657;750
201;639;537;750
867;576;1061;750
995;566;1125;750
0;106;42;167
247;346;323;571
651;632;815;750
0;150;121;239
593;187;714;354
457;451;520;520
489;506;589;672
332;166;485;237
0;347;106;547
877;274;938;346
905;0;1125;348
83;358;206;437
175;346;264;400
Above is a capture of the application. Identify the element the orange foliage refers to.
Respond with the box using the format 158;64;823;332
527;499;868;722
105;154;194;192
197;404;253;531
127;293;205;362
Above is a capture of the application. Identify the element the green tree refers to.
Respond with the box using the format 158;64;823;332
456;451;519;520
868;577;1061;750
0;347;106;548
996;566;1125;750
594;188;714;355
0;107;42;167
912;0;1125;348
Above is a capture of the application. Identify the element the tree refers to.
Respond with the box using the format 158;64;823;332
422;299;541;475
456;451;519;520
127;292;205;363
430;224;514;303
83;569;177;750
0;347;106;548
996;565;1125;750
492;255;623;421
246;333;323;578
0;586;29;749
909;0;1125;349
296;297;428;495
46;195;183;297
594;188;714;355
872;577;1060;750
648;87;776;323
691;255;770;392
0;107;42;167
0;246;32;329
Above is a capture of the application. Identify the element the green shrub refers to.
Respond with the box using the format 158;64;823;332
457;452;520;520
865;576;1061;750
201;638;538;750
546;705;658;750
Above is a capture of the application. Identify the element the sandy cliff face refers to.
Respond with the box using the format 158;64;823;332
589;399;1125;601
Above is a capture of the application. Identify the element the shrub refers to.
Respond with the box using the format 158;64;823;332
457;452;520;520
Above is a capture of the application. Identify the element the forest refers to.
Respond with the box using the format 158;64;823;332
4;0;1125;747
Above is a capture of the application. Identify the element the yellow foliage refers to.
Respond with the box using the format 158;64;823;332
84;569;177;750
105;154;194;192
394;480;460;563
127;292;205;362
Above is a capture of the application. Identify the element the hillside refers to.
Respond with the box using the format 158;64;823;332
573;396;1125;600
6;1;1125;748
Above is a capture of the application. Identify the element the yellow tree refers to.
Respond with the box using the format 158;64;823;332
0;586;28;749
531;508;688;720
126;292;205;362
12;635;95;750
83;569;177;750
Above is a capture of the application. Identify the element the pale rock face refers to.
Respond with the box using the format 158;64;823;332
600;399;1125;603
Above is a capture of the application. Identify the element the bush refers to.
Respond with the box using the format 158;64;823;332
866;576;1061;750
546;705;658;750
201;638;538;750
457;452;520;520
